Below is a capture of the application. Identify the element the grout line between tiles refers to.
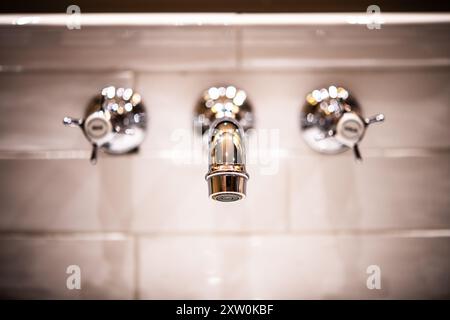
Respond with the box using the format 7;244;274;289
132;235;140;300
0;231;132;240
284;160;291;232
0;229;449;239
235;26;243;70
1;64;450;75
0;68;138;76
129;70;137;89
0;147;449;160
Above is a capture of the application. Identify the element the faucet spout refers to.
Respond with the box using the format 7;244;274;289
205;117;249;202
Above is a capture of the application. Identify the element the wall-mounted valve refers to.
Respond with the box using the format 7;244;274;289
194;85;254;202
300;85;384;160
63;86;147;164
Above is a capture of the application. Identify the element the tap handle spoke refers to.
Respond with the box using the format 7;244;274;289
90;144;98;165
365;113;385;126
63;116;83;127
353;144;363;162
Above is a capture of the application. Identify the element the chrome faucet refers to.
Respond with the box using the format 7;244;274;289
194;85;254;202
300;85;384;160
63;86;147;164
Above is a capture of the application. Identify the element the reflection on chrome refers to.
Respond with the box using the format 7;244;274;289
301;85;384;161
62;86;147;164
195;85;254;202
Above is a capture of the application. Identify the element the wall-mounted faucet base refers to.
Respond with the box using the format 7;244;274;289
63;86;147;164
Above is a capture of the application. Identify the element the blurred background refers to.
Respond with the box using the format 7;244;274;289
0;1;449;299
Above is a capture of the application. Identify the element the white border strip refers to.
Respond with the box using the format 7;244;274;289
0;13;449;27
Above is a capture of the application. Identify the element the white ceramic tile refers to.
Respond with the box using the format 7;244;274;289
0;237;134;299
136;72;246;152
137;69;450;154
138;235;450;299
130;158;288;232
1;67;447;154
0;158;136;232
241;25;450;69
2;25;448;72
0;26;237;71
136;71;311;154
0;157;287;232
240;69;450;150
288;154;450;231
0;72;133;151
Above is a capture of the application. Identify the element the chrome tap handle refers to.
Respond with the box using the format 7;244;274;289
301;86;385;161
365;113;385;126
62;86;147;165
63;116;83;127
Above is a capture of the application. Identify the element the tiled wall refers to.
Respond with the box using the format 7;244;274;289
0;23;449;299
